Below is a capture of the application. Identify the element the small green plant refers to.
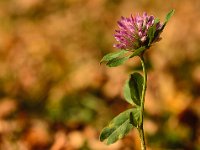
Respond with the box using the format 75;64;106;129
100;10;175;150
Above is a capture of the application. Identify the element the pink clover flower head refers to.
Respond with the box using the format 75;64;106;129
114;12;163;50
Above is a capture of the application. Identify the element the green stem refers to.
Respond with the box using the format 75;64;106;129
138;127;146;150
138;54;147;150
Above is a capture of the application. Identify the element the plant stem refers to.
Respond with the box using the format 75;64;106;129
138;54;147;150
138;126;146;150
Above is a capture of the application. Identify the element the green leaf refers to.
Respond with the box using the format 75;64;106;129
129;46;146;58
100;109;134;145
123;80;134;105
165;9;175;23
100;50;128;64
148;18;162;44
123;72;143;106
147;25;156;46
162;9;175;30
154;18;160;24
129;73;143;106
106;56;129;67
130;107;140;127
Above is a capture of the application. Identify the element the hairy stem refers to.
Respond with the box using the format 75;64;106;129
138;54;147;150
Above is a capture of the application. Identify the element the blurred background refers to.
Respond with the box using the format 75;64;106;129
0;0;200;150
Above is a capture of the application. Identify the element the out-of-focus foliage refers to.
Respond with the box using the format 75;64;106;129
0;0;199;149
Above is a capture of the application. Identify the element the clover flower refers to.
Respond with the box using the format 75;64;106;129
114;12;163;50
100;9;175;149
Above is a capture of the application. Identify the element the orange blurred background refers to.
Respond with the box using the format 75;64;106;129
0;0;200;149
